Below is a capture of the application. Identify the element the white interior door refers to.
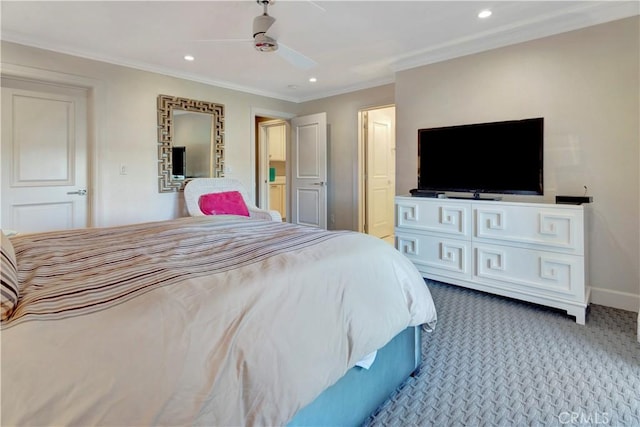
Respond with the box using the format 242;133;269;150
291;112;327;229
1;82;88;233
365;107;396;240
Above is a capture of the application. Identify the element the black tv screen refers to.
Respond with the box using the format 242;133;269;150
418;118;543;195
172;146;186;177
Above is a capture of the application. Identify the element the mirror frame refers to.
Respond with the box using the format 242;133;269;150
157;94;225;192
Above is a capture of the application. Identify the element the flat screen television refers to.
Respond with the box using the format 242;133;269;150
418;117;543;197
172;146;186;179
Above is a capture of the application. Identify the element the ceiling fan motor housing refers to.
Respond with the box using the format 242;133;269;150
253;14;276;37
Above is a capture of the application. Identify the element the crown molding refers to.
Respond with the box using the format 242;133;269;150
391;1;639;72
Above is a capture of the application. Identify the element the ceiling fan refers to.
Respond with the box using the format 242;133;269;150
253;0;278;52
194;0;317;70
251;0;317;69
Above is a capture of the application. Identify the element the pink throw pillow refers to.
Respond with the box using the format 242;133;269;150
198;191;250;217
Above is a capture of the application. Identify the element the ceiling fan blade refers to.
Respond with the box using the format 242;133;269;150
190;38;252;43
306;0;326;13
276;42;317;70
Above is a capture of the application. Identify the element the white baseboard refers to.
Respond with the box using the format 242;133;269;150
590;287;640;313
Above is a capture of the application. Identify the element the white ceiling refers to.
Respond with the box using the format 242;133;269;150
1;1;638;103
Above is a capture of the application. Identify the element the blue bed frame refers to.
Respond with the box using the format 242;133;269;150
288;326;421;426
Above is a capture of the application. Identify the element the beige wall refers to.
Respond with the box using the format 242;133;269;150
297;84;395;230
0;41;391;233
396;17;640;309
1;41;298;227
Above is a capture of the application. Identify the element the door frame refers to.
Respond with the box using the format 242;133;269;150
257;119;287;211
0;63;105;227
250;108;295;212
356;104;396;234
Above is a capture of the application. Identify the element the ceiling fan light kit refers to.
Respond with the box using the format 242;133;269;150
254;33;278;52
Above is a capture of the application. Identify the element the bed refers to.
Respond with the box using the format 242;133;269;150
1;216;437;426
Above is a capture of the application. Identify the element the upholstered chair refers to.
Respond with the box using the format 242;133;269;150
183;178;282;222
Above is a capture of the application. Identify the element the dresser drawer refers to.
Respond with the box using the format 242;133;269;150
473;243;585;301
396;231;472;280
396;199;471;238
474;203;584;254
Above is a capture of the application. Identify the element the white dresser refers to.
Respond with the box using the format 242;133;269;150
395;196;590;324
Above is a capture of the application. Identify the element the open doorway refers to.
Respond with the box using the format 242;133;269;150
250;109;295;217
251;109;328;228
357;105;396;244
256;118;288;221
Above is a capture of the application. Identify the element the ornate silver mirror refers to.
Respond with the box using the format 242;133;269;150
157;94;225;192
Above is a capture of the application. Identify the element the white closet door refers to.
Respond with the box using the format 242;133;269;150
1;84;88;233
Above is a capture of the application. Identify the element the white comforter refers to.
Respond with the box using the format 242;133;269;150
1;216;436;426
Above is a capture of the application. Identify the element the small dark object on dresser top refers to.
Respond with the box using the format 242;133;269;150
555;195;593;205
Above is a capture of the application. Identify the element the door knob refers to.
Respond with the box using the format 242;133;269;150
67;189;87;196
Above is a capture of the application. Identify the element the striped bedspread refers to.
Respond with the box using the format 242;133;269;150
6;216;346;326
2;216;437;426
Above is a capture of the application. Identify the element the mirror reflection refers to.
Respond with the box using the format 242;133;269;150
157;95;225;192
173;111;213;179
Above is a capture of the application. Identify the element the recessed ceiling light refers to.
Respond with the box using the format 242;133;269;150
309;77;317;83
184;55;195;61
478;10;492;19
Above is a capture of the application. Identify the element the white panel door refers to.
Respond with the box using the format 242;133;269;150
1;85;88;233
365;107;395;240
291;113;327;229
